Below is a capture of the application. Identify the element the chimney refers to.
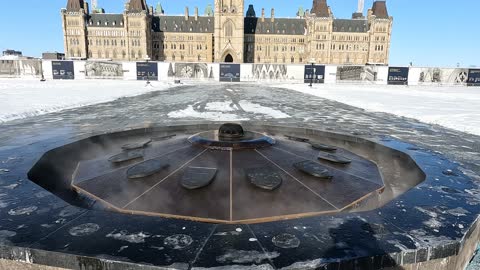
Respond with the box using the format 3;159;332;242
261;8;265;22
271;8;275;22
195;7;198;20
185;7;189;20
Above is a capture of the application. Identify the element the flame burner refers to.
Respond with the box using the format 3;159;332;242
28;123;425;224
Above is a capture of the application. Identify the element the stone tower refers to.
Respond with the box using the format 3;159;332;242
306;0;333;63
125;0;152;61
214;0;245;63
367;1;393;64
62;0;88;59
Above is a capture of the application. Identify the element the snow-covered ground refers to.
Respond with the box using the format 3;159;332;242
0;79;174;123
275;84;480;136
1;79;480;137
168;100;291;121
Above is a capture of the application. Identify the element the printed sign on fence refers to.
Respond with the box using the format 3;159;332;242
304;65;325;84
467;69;480;86
220;64;241;82
388;67;409;85
52;61;74;80
136;62;158;81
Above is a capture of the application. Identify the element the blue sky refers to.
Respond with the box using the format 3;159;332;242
0;0;478;67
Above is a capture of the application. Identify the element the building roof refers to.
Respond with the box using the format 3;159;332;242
333;19;369;32
372;1;389;19
204;4;214;16
311;0;330;17
152;16;214;33
66;0;85;11
128;0;147;13
155;2;164;15
244;17;306;35
87;14;124;28
246;5;256;17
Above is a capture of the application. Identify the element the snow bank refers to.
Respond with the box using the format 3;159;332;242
0;79;174;123
275;83;480;136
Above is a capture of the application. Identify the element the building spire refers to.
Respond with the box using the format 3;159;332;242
246;4;256;17
127;0;147;13
66;0;85;11
204;3;213;16
311;0;330;17
372;1;389;18
155;2;164;15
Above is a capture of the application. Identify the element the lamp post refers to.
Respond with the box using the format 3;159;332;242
145;55;151;85
309;59;316;87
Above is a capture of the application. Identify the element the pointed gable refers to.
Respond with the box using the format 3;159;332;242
128;0;147;13
66;0;85;11
311;0;330;17
372;1;389;19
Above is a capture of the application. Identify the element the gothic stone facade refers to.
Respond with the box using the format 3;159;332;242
62;0;392;65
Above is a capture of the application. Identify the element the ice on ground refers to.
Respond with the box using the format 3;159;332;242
205;101;238;112
275;83;480;136
169;100;290;120
239;101;291;119
168;105;248;121
0;79;173;123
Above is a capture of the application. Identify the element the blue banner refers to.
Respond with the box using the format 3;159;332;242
467;69;480;86
52;61;74;80
304;65;325;84
220;64;241;82
137;62;158;81
388;67;409;85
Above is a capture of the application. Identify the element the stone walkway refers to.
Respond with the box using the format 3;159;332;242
1;83;479;178
2;83;480;269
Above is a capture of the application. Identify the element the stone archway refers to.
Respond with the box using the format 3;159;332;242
224;54;234;63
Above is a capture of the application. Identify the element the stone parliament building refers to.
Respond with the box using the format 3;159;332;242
62;0;392;65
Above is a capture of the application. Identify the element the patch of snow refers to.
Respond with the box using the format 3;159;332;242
239;101;291;119
69;223;100;237
216;250;280;264
0;79;174;123
106;230;150;243
8;206;38;216
275;84;480;135
205;101;237;111
167;105;248;121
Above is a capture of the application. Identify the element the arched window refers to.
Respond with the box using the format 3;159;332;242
113;50;117;59
105;51;109;58
224;21;233;37
98;51;103;58
172;54;176;61
138;50;142;59
131;50;135;59
122;51;126;58
291;57;295;63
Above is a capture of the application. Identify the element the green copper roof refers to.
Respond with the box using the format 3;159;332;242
155;2;164;14
297;6;305;17
204;4;213;16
